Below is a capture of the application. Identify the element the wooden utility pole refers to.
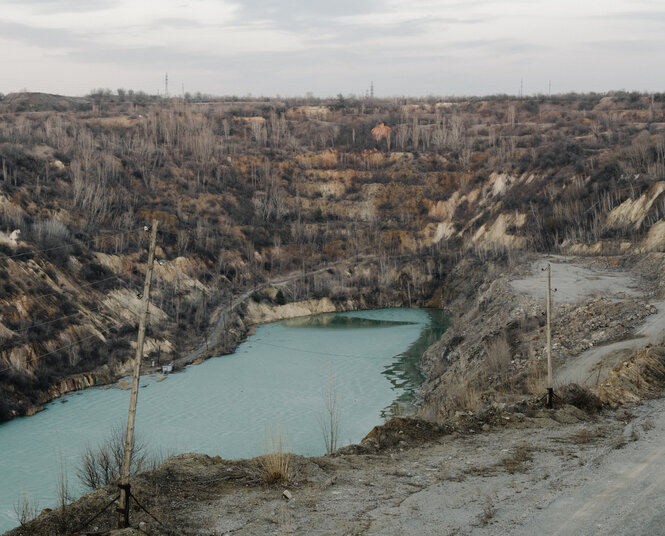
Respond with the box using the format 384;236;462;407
118;220;158;529
546;263;554;408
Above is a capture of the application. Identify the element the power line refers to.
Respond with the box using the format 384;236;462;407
2;220;382;265
11;304;105;334
250;339;384;360
0;325;117;376
1;229;139;260
7;270;133;304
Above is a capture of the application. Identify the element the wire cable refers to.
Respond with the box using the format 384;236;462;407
1;228;141;260
11;304;105;334
7;270;133;304
250;339;382;360
0;324;117;376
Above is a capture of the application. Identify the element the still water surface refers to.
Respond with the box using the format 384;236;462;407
0;308;447;532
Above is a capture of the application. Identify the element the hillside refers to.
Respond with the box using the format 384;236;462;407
1;90;665;422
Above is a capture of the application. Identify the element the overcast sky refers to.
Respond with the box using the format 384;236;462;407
0;0;663;97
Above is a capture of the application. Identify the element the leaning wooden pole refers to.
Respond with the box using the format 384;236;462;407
118;220;159;528
546;263;553;408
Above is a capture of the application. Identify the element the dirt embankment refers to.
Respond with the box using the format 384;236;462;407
417;253;665;422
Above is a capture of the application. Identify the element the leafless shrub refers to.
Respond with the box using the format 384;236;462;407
0;201;26;229
77;425;149;492
319;372;341;454
443;374;481;415
32;217;71;244
13;493;39;527
479;493;496;526
30;217;73;264
559;383;603;413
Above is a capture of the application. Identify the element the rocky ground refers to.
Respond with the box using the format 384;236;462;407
8;253;665;536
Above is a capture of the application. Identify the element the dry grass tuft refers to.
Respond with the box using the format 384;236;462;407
571;428;595;444
256;431;295;485
525;345;546;394
642;417;655;432
499;444;533;474
444;374;481;415
485;333;511;375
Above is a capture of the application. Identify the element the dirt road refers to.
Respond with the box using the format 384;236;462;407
509;399;665;536
510;258;663;387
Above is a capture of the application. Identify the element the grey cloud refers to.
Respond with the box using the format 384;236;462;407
0;19;90;48
580;39;663;54
231;0;385;32
593;10;665;23
1;0;114;14
234;0;383;19
446;38;549;57
152;17;208;29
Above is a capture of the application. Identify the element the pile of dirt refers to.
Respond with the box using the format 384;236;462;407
2;92;89;112
356;417;449;452
558;382;603;412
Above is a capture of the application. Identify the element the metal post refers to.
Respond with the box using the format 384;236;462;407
118;220;158;528
546;263;553;408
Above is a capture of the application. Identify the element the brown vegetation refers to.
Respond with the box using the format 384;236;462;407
1;89;665;420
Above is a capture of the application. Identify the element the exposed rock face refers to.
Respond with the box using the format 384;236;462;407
245;297;341;325
0;229;19;247
23;364;119;416
595;346;665;406
371;122;391;143
606;182;665;230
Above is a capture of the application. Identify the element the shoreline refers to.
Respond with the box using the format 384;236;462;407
8;251;445;421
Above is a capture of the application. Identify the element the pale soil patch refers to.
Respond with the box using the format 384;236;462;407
245;298;339;325
510;258;640;304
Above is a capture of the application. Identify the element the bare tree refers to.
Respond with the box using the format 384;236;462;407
320;371;341;454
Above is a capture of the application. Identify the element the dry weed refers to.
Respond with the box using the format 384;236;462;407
485;333;511;375
571;428;595;444
444;374;481;415
13;493;39;527
499;444;533;474
525;345;546;394
256;431;295;485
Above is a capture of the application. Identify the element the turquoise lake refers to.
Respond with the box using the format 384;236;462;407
0;308;448;533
